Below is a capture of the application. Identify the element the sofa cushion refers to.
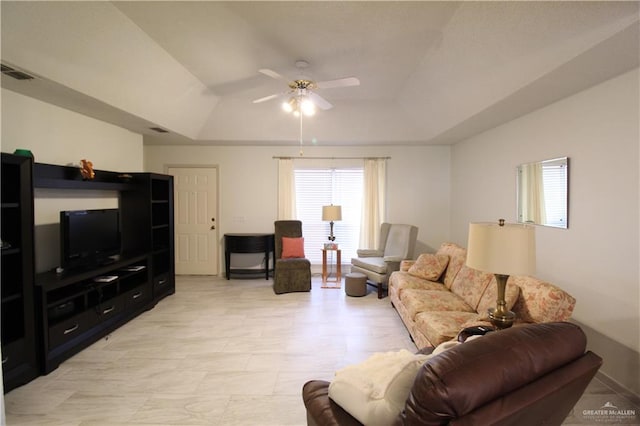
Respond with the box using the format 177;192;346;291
351;256;387;274
281;236;305;259
435;243;467;288
476;276;521;315
401;289;475;320
408;254;450;281
399;259;415;272
389;271;447;298
328;349;429;426
449;265;494;311
510;276;576;323
414;311;483;346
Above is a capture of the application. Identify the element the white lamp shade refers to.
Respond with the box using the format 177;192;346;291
322;205;342;221
466;222;535;276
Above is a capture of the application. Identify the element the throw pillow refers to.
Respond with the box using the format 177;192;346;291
408;253;450;281
328;349;429;426
281;237;305;258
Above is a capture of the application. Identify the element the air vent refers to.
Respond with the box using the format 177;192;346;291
149;127;169;133
1;63;35;81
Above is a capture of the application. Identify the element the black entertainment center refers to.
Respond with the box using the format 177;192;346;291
1;153;175;390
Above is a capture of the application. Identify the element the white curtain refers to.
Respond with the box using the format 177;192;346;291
359;158;386;248
277;158;297;219
520;162;546;224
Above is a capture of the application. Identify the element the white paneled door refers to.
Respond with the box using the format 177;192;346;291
169;167;218;275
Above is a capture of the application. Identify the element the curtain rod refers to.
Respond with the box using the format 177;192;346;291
272;156;391;160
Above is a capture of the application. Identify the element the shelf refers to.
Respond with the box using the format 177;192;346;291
2;248;20;256
1;293;22;304
36;253;149;291
34;163;136;191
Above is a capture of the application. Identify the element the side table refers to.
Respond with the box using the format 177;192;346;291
224;233;275;280
321;248;341;288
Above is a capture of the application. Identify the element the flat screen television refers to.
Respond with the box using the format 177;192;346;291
60;208;121;270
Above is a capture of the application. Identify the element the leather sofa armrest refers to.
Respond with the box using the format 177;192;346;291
357;249;383;257
302;380;364;426
417;346;435;355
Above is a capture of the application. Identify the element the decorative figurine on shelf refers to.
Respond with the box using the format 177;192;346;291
80;159;95;180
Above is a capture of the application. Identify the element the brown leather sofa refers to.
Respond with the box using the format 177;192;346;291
302;322;602;426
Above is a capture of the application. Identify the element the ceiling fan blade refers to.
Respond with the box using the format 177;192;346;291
252;93;281;104
308;92;333;110
258;68;286;80
316;77;360;89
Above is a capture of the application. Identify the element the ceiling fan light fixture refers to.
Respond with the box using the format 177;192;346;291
282;98;296;113
300;98;316;116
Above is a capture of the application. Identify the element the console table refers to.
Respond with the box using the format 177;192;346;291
224;233;275;280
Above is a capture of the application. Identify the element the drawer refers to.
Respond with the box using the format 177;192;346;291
153;273;173;298
2;338;26;371
153;273;170;290
90;297;125;323
49;311;94;349
123;284;152;309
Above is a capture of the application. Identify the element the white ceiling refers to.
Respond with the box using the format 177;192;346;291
1;1;638;146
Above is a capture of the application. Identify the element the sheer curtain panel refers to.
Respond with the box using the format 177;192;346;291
278;158;296;220
360;158;386;248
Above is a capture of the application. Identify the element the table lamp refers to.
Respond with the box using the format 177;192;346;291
466;219;535;329
322;205;342;242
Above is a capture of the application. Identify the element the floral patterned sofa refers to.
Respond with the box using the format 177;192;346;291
388;242;576;349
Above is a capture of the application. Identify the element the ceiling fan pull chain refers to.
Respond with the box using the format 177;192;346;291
299;112;304;156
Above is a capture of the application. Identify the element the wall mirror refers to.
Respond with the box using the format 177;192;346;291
517;157;569;228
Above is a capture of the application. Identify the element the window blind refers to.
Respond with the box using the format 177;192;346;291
295;168;363;264
543;163;568;227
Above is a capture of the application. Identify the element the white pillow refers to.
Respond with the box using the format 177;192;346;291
328;349;429;426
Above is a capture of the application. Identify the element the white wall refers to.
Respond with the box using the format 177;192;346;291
450;69;639;392
1;89;143;170
1;89;145;272
144;143;451;267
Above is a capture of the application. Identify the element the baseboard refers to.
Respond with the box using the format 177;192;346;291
572;319;640;399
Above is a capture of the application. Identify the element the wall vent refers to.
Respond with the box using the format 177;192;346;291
1;64;35;80
149;127;169;133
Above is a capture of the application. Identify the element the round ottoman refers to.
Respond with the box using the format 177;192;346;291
345;272;367;297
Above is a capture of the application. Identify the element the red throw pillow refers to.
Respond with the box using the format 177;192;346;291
282;237;305;259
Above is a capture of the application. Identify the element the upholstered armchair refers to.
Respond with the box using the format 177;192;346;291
273;220;312;294
351;223;418;298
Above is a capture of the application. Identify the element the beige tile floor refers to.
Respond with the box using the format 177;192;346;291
4;275;639;425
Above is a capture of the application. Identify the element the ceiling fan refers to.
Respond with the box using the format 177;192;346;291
252;60;360;115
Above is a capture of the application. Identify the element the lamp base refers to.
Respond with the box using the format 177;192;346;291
328;220;335;241
488;307;516;329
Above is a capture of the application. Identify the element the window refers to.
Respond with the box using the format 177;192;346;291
542;162;568;227
295;168;363;264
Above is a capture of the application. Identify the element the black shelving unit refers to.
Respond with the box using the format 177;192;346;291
149;175;175;300
36;255;151;373
1;158;176;381
1;153;38;392
121;173;175;302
